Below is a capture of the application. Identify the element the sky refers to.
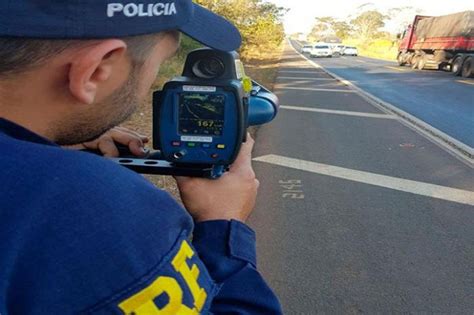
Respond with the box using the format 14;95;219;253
268;0;474;34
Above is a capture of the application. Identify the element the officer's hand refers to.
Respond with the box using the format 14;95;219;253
67;127;149;157
175;134;259;223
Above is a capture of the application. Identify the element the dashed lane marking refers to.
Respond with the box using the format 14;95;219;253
277;76;334;81
277;86;356;93
457;80;474;86
279;70;323;74
254;154;474;206
386;66;409;72
280;105;397;119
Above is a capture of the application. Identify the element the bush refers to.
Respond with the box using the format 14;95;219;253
194;0;286;60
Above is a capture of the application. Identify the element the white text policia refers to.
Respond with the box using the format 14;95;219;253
108;2;177;18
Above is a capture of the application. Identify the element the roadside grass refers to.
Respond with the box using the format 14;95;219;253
244;46;284;90
343;39;398;61
121;39;284;199
241;45;284;140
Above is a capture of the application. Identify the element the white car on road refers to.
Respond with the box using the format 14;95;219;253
301;44;313;54
310;45;333;58
331;44;345;55
342;46;358;56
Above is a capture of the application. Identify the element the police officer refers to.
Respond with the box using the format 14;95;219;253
0;1;283;314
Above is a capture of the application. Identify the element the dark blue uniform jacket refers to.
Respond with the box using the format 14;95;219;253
0;118;282;315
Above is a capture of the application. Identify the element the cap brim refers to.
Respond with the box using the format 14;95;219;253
179;4;242;52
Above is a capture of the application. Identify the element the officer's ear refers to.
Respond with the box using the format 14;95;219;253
68;39;128;105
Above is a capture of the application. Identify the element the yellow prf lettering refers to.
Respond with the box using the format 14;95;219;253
118;241;207;315
172;241;208;311
118;276;197;315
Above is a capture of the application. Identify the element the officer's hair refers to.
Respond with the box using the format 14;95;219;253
0;33;163;78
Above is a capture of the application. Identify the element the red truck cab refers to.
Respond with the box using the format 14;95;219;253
397;12;474;78
399;16;431;52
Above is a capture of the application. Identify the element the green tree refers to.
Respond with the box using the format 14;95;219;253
387;6;423;35
309;17;353;42
332;21;352;40
351;10;387;41
194;0;287;59
309;16;334;41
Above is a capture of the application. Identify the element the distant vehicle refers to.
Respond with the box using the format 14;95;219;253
342;46;358;56
331;44;346;55
301;44;313;54
310;45;333;58
397;11;474;78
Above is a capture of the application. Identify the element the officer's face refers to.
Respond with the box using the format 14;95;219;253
55;31;181;145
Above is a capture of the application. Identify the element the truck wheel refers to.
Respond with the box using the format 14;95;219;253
397;53;406;66
411;56;420;69
461;57;473;78
417;56;426;70
452;57;463;76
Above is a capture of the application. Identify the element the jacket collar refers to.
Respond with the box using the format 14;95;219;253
0;118;58;147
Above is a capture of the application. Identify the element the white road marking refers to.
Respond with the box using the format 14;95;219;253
280;105;397;119
339;79;352;86
457;80;474;86
288;41;474;164
254;154;474;206
278;76;334;81
386;66;409;72
279;70;322;74
277;86;356;93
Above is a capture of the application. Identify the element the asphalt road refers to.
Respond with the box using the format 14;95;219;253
249;42;474;314
305;48;474;149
